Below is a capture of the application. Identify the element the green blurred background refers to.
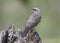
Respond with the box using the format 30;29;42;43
0;0;60;43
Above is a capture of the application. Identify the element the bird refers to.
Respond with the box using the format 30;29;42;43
0;8;42;43
21;8;41;37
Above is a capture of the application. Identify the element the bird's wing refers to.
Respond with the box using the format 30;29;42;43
21;14;41;37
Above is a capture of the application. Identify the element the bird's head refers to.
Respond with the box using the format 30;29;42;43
32;8;40;13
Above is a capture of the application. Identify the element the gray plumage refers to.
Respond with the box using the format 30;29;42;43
21;8;41;37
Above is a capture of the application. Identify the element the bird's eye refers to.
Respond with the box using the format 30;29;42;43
33;9;37;11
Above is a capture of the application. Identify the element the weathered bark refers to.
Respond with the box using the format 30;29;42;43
0;24;42;43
